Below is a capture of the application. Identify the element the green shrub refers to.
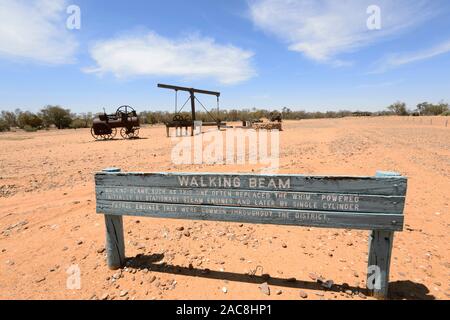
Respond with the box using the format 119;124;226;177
23;125;38;132
0;119;10;132
442;111;450;116
70;118;87;129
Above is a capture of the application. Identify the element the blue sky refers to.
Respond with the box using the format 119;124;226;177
0;0;449;114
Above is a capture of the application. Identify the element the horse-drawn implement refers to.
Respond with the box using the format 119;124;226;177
91;106;140;140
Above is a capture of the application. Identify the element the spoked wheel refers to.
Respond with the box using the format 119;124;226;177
91;127;117;141
120;127;139;139
106;128;117;140
116;105;136;117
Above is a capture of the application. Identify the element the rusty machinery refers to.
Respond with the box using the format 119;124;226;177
158;83;226;137
91;105;140;140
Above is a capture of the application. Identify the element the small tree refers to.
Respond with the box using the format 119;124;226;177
40;105;73;129
388;101;408;116
1;111;17;127
416;101;449;115
17;111;43;129
0;119;9;132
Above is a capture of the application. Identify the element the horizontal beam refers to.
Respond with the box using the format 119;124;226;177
96;186;405;214
158;83;220;97
96;200;404;231
95;172;408;196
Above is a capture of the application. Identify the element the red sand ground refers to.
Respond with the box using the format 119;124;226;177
0;117;449;300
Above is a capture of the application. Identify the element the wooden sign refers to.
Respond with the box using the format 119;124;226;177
96;172;406;231
95;169;407;299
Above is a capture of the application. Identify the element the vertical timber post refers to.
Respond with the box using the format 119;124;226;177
367;171;398;299
190;90;196;137
102;168;125;270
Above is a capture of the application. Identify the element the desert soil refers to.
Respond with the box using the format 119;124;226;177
0;117;449;300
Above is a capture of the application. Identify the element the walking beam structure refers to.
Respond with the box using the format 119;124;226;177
157;83;221;123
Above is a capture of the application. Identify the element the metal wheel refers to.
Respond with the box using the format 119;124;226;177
116;105;135;117
91;127;104;140
91;127;116;141
106;128;117;140
120;127;139;139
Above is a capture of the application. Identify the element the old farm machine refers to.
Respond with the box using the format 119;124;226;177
91;106;140;140
158;83;226;137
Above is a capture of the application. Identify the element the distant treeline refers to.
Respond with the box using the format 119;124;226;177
0;101;449;132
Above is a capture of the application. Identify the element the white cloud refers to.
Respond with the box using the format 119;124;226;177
248;0;437;64
0;0;77;64
85;31;256;85
372;40;450;73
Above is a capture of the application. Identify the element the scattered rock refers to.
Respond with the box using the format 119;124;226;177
176;226;184;231
119;290;128;297
149;275;156;283
308;273;317;281
315;292;324;297
222;287;228;294
183;230;191;237
97;247;105;254
77;240;83;245
259;282;270;296
358;292;367;299
100;293;109;300
276;290;283;295
286;277;297;283
299;290;308;299
281;243;287;248
35;277;46;283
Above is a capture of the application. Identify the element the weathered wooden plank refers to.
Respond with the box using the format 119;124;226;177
95;172;407;196
96;200;404;231
95;186;405;214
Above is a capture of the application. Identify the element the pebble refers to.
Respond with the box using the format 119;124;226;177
276;290;283;295
308;273;317;281
183;231;191;237
97;247;105;254
176;226;184;231
282;243;287;248
119;290;128;297
35;277;46;283
299;290;308;299
222;287;228;294
100;293;109;300
77;240;83;245
259;282;270;296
